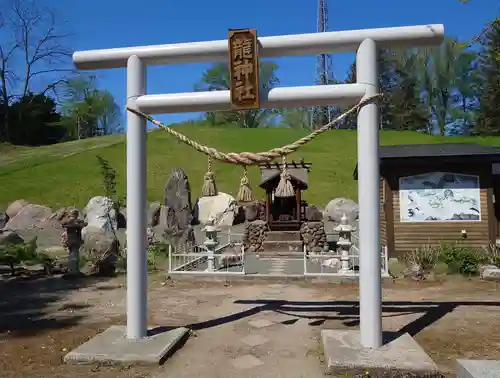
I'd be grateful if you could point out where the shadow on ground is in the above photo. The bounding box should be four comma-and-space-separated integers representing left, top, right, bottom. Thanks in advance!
152, 299, 500, 343
0, 271, 119, 337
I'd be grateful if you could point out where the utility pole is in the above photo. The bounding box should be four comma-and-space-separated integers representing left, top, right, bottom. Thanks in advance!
311, 0, 334, 129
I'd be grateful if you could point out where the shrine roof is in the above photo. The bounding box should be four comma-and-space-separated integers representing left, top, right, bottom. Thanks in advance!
259, 161, 310, 189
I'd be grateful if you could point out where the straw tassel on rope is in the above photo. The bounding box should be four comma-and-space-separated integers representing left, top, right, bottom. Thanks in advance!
236, 166, 254, 203
201, 156, 218, 197
274, 155, 295, 198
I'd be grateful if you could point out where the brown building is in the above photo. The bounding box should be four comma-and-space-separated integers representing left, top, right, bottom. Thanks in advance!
354, 144, 500, 258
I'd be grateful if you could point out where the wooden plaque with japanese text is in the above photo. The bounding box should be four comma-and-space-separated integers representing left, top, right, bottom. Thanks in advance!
228, 29, 260, 110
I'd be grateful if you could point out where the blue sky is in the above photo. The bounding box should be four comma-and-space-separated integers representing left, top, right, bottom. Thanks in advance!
62, 0, 498, 126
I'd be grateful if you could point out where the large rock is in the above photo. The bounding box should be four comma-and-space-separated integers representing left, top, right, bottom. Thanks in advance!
147, 202, 161, 227
50, 206, 80, 223
4, 204, 52, 230
161, 168, 195, 248
324, 198, 359, 225
0, 212, 9, 229
82, 196, 117, 238
244, 202, 259, 222
195, 192, 237, 226
305, 205, 323, 222
82, 226, 119, 276
6, 199, 28, 218
243, 200, 266, 222
0, 229, 24, 245
163, 168, 193, 229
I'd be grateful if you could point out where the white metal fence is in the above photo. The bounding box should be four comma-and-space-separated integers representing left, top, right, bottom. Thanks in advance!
303, 232, 389, 277
167, 230, 245, 275
167, 229, 389, 278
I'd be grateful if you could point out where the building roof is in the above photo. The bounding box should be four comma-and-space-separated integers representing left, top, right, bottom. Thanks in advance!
379, 143, 500, 159
353, 143, 500, 180
259, 162, 310, 189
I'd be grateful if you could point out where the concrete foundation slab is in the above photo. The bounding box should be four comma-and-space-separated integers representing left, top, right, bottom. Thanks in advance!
321, 330, 440, 377
456, 359, 500, 378
64, 326, 189, 365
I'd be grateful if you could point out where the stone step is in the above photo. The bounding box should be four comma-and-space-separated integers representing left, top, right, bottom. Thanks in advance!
257, 251, 304, 258
265, 231, 302, 242
262, 240, 303, 253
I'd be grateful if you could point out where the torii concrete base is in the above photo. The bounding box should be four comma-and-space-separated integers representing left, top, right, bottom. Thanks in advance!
321, 330, 440, 377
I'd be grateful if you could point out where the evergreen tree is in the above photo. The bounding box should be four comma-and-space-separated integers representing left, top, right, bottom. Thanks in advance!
336, 62, 357, 130
378, 50, 398, 130
390, 51, 430, 132
475, 18, 500, 135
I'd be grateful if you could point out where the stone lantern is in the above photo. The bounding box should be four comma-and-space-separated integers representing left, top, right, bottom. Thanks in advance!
61, 212, 87, 278
202, 217, 220, 272
334, 213, 353, 274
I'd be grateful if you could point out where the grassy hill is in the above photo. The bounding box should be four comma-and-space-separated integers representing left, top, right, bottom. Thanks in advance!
1, 126, 499, 211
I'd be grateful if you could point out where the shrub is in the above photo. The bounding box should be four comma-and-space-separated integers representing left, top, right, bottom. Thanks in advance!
405, 244, 440, 274
482, 243, 500, 267
437, 243, 489, 276
0, 239, 54, 276
146, 242, 171, 271
433, 262, 450, 275
388, 259, 406, 278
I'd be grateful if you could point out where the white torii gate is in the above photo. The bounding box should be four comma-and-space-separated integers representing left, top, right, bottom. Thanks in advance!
73, 24, 444, 349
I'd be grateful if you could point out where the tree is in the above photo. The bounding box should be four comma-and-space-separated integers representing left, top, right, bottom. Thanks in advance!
280, 108, 312, 129
59, 77, 122, 139
413, 38, 474, 135
0, 0, 73, 142
474, 18, 500, 135
378, 50, 400, 131
195, 61, 280, 128
448, 50, 478, 135
335, 62, 357, 130
8, 92, 65, 145
388, 50, 430, 132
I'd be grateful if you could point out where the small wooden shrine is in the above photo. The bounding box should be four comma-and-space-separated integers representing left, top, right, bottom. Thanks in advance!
259, 160, 311, 230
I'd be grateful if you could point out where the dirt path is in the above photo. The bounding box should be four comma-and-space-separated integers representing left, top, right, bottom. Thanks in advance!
1, 275, 500, 378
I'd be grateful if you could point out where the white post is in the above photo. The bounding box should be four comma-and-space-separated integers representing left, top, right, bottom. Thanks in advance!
126, 55, 148, 340
356, 39, 382, 349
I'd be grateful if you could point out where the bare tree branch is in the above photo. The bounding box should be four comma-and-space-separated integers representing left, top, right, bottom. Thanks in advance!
1, 0, 74, 99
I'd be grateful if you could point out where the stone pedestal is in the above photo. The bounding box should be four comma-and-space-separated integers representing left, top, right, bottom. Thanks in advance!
456, 359, 500, 378
61, 215, 87, 278
300, 221, 327, 251
242, 220, 268, 252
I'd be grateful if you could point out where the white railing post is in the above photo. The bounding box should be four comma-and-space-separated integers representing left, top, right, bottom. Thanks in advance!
168, 244, 173, 272
303, 244, 308, 275
241, 244, 246, 275
357, 38, 382, 349
126, 55, 148, 340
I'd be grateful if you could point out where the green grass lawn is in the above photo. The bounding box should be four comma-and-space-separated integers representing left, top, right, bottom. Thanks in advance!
0, 126, 499, 211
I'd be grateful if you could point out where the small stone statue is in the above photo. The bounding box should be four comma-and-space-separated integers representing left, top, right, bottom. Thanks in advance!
61, 209, 87, 278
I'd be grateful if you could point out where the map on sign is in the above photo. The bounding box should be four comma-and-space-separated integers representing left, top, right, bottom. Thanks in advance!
228, 29, 260, 110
